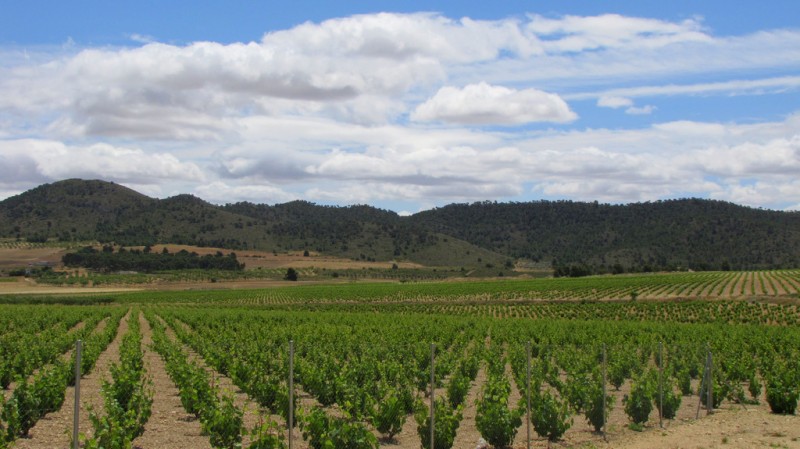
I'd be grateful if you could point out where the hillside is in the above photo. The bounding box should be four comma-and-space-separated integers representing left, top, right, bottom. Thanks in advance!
411, 199, 800, 271
2, 179, 799, 271
0, 180, 507, 268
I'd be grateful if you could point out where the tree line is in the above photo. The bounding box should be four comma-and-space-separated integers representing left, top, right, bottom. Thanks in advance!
62, 246, 245, 273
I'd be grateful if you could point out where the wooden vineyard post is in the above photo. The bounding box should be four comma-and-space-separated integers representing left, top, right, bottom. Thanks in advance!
707, 349, 713, 415
602, 344, 607, 441
430, 343, 436, 449
696, 348, 710, 419
73, 339, 82, 449
289, 340, 294, 449
658, 341, 664, 428
526, 341, 531, 449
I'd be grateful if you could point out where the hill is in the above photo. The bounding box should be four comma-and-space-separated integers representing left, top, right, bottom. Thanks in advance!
411, 200, 800, 271
2, 179, 799, 272
0, 180, 507, 268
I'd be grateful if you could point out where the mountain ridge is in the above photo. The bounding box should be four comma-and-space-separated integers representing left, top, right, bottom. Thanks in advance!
2, 179, 799, 271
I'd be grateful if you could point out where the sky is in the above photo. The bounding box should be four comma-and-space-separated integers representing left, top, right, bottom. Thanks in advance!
1, 1, 799, 214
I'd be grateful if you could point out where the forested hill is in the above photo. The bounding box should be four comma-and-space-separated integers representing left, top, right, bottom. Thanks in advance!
2, 179, 799, 271
411, 200, 800, 271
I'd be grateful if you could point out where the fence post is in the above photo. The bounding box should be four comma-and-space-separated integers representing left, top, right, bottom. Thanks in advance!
658, 341, 664, 428
73, 339, 82, 449
430, 343, 435, 449
696, 349, 709, 419
707, 349, 713, 415
526, 341, 531, 449
288, 340, 294, 449
602, 344, 607, 441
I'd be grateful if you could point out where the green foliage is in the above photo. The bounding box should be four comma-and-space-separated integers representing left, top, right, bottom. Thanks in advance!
414, 398, 462, 449
748, 371, 762, 402
446, 372, 470, 409
624, 374, 654, 425
284, 268, 298, 282
247, 419, 287, 449
700, 379, 727, 410
371, 390, 406, 439
63, 246, 244, 272
655, 378, 682, 420
678, 368, 693, 396
530, 389, 572, 442
202, 394, 243, 449
582, 372, 614, 433
299, 407, 378, 449
765, 364, 799, 415
84, 312, 153, 449
476, 374, 523, 448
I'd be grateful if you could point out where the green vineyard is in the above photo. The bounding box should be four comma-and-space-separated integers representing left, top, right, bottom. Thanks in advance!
1, 271, 799, 448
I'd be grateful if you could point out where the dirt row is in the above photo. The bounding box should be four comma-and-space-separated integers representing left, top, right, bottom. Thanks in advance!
15, 312, 130, 449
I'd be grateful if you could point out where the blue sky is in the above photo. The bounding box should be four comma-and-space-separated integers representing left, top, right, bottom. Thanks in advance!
1, 1, 799, 213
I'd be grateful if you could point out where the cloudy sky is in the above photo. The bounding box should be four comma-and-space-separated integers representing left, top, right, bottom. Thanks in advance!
1, 0, 799, 213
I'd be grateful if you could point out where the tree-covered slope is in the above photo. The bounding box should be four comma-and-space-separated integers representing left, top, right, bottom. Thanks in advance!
409, 199, 800, 271
2, 180, 799, 271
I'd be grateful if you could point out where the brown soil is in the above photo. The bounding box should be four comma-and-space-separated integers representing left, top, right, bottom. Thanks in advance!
15, 311, 130, 449
0, 246, 67, 269
131, 312, 211, 449
146, 244, 422, 271
450, 365, 488, 449
0, 277, 140, 295
159, 316, 264, 447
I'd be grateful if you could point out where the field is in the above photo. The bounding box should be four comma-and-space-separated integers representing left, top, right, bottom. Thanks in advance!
0, 271, 799, 449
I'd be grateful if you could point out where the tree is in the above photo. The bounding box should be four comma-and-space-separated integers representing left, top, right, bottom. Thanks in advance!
285, 268, 298, 281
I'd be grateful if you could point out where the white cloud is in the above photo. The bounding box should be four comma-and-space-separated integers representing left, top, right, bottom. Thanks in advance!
411, 82, 577, 125
194, 181, 297, 205
625, 105, 656, 115
597, 96, 633, 108
571, 76, 800, 101
0, 139, 204, 185
527, 14, 710, 52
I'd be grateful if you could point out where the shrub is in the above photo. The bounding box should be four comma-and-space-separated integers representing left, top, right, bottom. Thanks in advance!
446, 373, 470, 408
299, 406, 378, 449
475, 375, 523, 448
202, 394, 243, 449
248, 419, 287, 449
584, 372, 614, 433
371, 390, 406, 439
765, 368, 799, 415
414, 398, 462, 449
654, 378, 682, 420
531, 390, 572, 442
748, 371, 762, 402
624, 375, 654, 425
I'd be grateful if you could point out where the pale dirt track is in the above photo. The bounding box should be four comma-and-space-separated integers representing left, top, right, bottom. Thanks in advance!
131, 312, 211, 449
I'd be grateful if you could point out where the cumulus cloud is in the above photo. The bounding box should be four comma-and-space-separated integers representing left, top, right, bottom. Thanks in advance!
411, 82, 577, 125
1, 12, 800, 210
0, 139, 204, 186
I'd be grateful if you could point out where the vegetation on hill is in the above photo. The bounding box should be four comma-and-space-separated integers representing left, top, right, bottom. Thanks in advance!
412, 200, 800, 273
62, 246, 244, 273
2, 179, 800, 272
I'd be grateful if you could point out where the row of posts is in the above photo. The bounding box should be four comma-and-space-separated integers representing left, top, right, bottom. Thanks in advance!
69, 339, 714, 448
